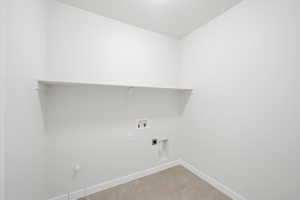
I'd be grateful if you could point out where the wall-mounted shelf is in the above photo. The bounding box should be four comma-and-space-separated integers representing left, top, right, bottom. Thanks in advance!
37, 79, 193, 92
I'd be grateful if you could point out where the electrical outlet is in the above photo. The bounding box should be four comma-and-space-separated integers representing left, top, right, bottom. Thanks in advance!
136, 119, 148, 129
152, 139, 158, 145
73, 164, 81, 177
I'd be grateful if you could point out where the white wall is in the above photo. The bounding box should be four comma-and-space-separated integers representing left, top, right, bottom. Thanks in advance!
0, 0, 7, 199
47, 1, 180, 88
5, 0, 299, 199
179, 0, 300, 199
44, 1, 183, 199
44, 85, 184, 198
5, 0, 47, 199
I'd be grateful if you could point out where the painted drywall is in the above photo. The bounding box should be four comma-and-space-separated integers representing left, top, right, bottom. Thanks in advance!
5, 0, 299, 199
47, 1, 181, 88
179, 0, 300, 199
5, 0, 47, 199
44, 1, 184, 199
0, 1, 7, 199
43, 85, 185, 198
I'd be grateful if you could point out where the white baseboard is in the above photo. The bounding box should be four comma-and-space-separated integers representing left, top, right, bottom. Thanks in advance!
179, 159, 247, 200
49, 159, 247, 200
48, 160, 181, 200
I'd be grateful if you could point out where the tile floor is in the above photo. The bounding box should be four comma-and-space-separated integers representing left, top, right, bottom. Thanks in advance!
80, 166, 232, 200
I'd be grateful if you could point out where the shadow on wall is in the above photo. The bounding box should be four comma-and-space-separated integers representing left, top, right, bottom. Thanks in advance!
38, 85, 192, 128
37, 84, 191, 198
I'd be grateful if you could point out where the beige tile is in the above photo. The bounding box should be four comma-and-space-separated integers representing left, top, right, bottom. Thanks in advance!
80, 166, 232, 200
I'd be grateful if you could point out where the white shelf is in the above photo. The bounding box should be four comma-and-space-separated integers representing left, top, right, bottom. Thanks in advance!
37, 79, 193, 92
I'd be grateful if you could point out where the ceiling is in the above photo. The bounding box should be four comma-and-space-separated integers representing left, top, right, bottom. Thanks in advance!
57, 0, 242, 38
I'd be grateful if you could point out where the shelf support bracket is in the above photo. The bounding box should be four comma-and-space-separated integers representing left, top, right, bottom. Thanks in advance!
127, 86, 134, 95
